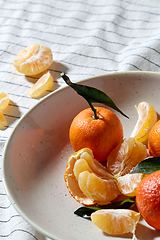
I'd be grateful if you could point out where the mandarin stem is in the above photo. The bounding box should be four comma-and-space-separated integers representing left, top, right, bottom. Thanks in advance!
60, 72, 72, 86
88, 101, 99, 119
61, 72, 99, 119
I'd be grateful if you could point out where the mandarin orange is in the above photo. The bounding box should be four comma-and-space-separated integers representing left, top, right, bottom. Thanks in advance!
69, 107, 123, 162
136, 170, 160, 230
64, 148, 119, 206
107, 138, 147, 178
12, 44, 53, 76
148, 120, 160, 156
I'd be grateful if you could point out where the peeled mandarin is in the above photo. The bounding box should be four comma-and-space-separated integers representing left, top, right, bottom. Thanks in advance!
64, 148, 117, 206
12, 44, 53, 76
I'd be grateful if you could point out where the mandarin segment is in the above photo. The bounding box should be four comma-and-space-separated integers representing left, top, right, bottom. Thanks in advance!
117, 173, 146, 197
12, 44, 53, 76
0, 92, 10, 112
107, 138, 147, 178
130, 102, 157, 143
64, 148, 97, 205
0, 92, 9, 129
78, 171, 93, 201
79, 151, 113, 179
28, 71, 53, 98
91, 209, 140, 236
69, 107, 123, 162
107, 138, 135, 176
73, 158, 92, 180
0, 112, 7, 129
78, 171, 119, 205
122, 142, 147, 175
80, 172, 119, 205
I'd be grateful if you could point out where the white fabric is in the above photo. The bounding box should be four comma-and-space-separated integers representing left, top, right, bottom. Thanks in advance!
0, 0, 160, 239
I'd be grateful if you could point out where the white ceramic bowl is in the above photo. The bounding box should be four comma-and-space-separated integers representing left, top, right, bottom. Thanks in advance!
2, 72, 160, 240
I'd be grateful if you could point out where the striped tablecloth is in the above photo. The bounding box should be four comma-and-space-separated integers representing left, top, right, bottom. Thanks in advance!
1, 0, 160, 239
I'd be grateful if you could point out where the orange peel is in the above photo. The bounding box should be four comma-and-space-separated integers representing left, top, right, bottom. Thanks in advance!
64, 148, 119, 206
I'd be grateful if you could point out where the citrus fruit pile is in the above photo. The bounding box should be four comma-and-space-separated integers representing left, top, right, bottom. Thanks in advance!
64, 101, 160, 238
0, 92, 10, 129
135, 119, 160, 231
12, 44, 54, 98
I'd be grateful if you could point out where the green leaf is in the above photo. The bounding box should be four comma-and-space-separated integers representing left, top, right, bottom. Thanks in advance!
74, 207, 101, 219
130, 157, 160, 174
61, 73, 129, 119
74, 198, 135, 219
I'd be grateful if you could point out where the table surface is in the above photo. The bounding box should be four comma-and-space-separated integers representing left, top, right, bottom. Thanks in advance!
1, 0, 160, 239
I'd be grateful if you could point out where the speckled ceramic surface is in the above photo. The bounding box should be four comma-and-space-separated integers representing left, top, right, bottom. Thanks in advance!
2, 72, 160, 240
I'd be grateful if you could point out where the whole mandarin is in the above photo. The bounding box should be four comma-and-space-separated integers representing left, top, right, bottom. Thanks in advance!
136, 170, 160, 230
69, 107, 123, 162
148, 120, 160, 157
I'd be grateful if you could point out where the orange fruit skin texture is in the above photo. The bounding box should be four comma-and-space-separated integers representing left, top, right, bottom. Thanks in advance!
148, 120, 160, 157
69, 107, 123, 162
136, 170, 160, 230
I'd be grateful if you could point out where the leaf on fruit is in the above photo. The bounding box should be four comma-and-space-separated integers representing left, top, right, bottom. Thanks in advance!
61, 73, 129, 119
130, 157, 160, 174
74, 198, 135, 219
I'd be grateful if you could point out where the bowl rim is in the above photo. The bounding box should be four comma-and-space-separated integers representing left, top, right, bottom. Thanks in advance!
1, 70, 160, 239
